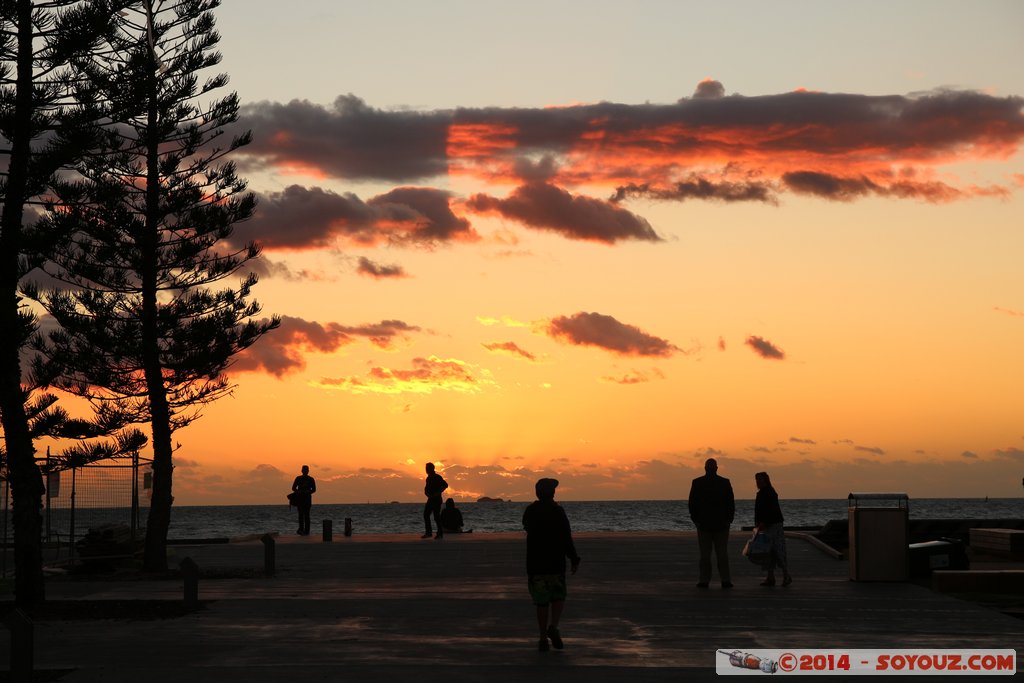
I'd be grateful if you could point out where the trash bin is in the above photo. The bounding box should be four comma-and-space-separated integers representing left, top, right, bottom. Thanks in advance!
848, 493, 909, 581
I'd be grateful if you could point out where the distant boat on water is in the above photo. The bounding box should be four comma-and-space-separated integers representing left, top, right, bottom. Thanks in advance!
477, 496, 507, 503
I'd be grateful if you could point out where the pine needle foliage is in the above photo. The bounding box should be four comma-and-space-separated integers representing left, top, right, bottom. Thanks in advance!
1, 0, 141, 607
31, 0, 278, 571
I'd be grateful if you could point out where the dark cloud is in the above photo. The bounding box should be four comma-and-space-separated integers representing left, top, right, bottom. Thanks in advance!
993, 447, 1024, 461
789, 437, 816, 445
356, 257, 408, 279
368, 186, 475, 242
781, 170, 995, 202
237, 87, 1024, 203
745, 335, 786, 360
783, 170, 881, 200
481, 341, 537, 362
245, 255, 335, 282
546, 312, 679, 357
244, 185, 477, 250
691, 78, 726, 100
854, 445, 886, 456
173, 444, 1024, 505
960, 451, 978, 459
611, 177, 776, 204
232, 316, 421, 377
239, 94, 449, 181
466, 183, 660, 243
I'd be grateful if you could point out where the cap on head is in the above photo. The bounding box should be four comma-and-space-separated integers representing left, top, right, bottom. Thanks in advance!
535, 477, 559, 500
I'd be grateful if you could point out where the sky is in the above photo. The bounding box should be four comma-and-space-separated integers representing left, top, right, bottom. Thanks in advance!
69, 1, 1024, 504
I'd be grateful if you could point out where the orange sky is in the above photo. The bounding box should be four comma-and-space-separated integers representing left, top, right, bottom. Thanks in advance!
31, 2, 1024, 504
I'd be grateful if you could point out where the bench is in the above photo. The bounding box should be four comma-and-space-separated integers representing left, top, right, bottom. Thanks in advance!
970, 528, 1024, 558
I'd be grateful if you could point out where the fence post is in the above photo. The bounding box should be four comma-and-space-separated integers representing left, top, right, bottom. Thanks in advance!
261, 533, 275, 577
5, 608, 33, 682
180, 557, 199, 607
344, 518, 353, 537
322, 519, 332, 542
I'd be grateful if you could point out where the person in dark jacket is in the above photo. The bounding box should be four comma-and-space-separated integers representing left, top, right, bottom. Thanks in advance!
440, 497, 470, 533
291, 465, 316, 536
687, 458, 734, 588
754, 471, 792, 586
523, 478, 581, 652
422, 462, 448, 539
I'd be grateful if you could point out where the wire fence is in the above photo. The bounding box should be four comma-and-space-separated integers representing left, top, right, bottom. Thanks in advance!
1, 454, 150, 576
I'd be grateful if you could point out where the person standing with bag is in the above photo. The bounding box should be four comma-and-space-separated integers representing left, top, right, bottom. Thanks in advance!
422, 462, 448, 539
292, 465, 316, 536
754, 471, 792, 586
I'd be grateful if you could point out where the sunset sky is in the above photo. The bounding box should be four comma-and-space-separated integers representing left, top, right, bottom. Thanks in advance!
93, 1, 1024, 504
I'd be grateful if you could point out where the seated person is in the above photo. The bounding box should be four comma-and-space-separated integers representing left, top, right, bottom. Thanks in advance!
440, 498, 471, 533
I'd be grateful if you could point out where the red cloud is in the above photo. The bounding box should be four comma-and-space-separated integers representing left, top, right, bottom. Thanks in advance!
481, 341, 537, 362
233, 316, 421, 377
546, 312, 679, 357
238, 87, 1024, 204
315, 356, 492, 395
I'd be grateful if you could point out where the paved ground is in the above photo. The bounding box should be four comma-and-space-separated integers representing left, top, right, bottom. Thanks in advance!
2, 531, 1022, 681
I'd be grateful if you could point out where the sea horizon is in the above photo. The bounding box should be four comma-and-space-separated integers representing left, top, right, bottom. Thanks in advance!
28, 496, 1019, 541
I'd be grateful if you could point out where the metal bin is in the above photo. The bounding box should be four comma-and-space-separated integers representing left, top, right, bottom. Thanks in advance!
848, 492, 909, 581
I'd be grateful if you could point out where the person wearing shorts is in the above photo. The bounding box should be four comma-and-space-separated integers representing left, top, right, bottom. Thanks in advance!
523, 478, 581, 652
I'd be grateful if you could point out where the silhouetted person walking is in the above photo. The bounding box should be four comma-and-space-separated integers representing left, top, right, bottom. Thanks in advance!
688, 458, 734, 588
292, 465, 316, 536
523, 478, 581, 652
422, 462, 448, 539
755, 471, 792, 586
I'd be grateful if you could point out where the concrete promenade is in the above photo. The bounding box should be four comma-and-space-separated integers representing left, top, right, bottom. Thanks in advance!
3, 531, 1022, 681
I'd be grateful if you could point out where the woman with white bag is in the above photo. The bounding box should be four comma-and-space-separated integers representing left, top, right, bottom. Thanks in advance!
754, 472, 792, 587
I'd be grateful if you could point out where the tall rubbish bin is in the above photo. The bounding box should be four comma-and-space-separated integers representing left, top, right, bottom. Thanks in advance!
848, 493, 909, 581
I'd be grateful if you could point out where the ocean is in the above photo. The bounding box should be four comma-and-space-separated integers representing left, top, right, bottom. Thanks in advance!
32, 497, 1018, 541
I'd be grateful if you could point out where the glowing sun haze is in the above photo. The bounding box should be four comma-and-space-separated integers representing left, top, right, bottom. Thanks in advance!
87, 1, 1024, 504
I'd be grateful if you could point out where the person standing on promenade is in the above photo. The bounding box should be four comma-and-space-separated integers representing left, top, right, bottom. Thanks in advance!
754, 471, 792, 587
292, 465, 316, 536
523, 477, 581, 652
422, 462, 448, 539
688, 458, 735, 588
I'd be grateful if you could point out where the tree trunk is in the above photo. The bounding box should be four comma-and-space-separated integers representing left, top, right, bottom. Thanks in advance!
0, 0, 46, 606
140, 30, 172, 572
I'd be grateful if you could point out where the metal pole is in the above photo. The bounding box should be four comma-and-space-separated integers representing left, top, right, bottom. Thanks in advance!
131, 451, 139, 540
45, 447, 51, 542
1, 474, 8, 579
69, 466, 77, 566
180, 557, 199, 607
